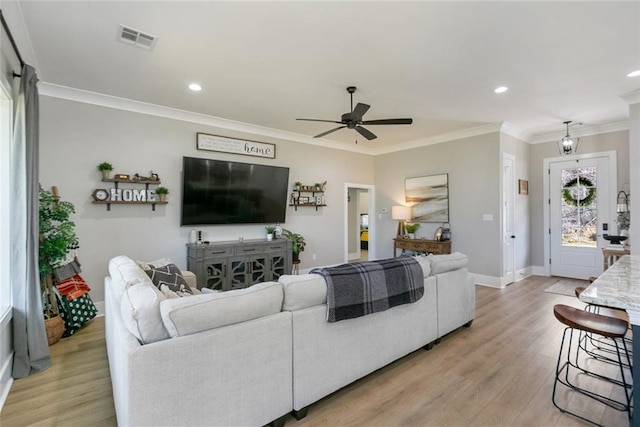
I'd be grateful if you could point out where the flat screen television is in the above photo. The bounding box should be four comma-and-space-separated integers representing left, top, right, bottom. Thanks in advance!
181, 156, 290, 225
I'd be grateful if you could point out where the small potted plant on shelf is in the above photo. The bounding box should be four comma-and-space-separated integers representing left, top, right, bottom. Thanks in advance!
282, 229, 306, 262
294, 181, 302, 191
155, 186, 169, 202
265, 225, 276, 241
97, 162, 113, 180
405, 223, 420, 239
314, 183, 322, 191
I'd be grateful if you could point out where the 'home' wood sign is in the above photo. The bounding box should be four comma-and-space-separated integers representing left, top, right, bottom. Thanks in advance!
196, 133, 276, 159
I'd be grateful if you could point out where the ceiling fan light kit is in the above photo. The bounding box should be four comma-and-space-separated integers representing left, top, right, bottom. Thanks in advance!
297, 86, 413, 141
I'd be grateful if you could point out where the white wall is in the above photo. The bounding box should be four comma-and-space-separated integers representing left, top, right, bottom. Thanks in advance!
373, 132, 502, 278
39, 96, 375, 304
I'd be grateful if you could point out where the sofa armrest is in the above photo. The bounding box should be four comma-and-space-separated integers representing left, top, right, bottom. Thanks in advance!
182, 270, 196, 288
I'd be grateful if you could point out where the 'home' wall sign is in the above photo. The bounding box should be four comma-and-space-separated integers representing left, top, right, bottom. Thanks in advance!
196, 133, 276, 159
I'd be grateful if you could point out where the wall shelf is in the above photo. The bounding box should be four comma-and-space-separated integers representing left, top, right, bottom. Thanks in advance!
290, 186, 326, 211
92, 178, 165, 211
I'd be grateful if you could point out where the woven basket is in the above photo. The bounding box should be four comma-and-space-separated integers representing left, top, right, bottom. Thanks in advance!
45, 314, 65, 345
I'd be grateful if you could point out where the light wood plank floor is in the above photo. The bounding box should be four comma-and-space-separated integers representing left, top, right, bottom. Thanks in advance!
1, 275, 631, 426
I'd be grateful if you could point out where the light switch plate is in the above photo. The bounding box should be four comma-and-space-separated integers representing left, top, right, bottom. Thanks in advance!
483, 214, 493, 221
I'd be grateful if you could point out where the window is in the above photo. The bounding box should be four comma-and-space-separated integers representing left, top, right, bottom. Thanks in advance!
0, 78, 12, 315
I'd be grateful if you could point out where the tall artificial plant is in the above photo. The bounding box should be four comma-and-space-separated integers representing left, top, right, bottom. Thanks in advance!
39, 185, 78, 316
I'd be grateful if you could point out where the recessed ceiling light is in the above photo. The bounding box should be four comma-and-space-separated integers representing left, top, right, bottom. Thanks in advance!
627, 70, 640, 78
494, 86, 508, 94
188, 83, 202, 91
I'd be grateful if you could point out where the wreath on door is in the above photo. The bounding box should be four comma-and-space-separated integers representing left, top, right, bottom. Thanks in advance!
562, 176, 596, 207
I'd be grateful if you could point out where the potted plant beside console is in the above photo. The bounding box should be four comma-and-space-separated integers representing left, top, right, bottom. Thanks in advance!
282, 229, 306, 262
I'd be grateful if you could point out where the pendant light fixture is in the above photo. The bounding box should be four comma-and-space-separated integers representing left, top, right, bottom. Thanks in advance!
558, 120, 579, 155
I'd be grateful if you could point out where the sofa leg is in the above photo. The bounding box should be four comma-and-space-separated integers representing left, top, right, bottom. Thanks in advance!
423, 341, 435, 351
464, 319, 474, 328
435, 337, 442, 345
266, 414, 288, 427
292, 407, 309, 420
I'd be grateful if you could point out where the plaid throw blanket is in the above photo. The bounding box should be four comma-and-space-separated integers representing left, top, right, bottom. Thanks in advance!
311, 256, 424, 323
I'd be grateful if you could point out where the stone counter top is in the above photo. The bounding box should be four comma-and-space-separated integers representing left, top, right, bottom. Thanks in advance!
580, 255, 640, 316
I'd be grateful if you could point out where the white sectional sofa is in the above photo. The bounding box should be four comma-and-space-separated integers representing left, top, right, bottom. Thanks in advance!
105, 253, 474, 426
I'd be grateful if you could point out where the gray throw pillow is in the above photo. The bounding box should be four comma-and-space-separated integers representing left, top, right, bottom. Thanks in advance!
145, 263, 193, 296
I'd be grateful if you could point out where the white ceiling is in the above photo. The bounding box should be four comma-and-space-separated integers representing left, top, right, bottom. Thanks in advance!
11, 1, 640, 151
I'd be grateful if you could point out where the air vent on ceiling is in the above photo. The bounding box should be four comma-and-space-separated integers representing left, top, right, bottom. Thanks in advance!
118, 25, 158, 50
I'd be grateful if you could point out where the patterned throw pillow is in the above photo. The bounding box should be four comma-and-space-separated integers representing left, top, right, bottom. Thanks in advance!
144, 264, 193, 297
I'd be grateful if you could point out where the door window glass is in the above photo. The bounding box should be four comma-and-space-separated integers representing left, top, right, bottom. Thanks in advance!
561, 167, 597, 247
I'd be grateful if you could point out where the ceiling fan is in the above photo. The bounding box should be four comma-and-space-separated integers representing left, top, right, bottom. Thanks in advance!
296, 86, 413, 141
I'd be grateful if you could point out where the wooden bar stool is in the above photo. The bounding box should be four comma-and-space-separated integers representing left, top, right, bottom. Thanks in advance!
574, 287, 632, 364
552, 304, 632, 425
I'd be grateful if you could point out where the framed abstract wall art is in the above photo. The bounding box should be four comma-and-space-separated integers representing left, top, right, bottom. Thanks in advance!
405, 173, 449, 222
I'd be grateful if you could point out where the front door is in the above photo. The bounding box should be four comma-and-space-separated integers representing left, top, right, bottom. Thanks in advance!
549, 157, 610, 279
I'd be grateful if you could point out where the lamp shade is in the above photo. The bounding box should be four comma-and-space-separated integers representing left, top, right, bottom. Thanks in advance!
391, 205, 412, 220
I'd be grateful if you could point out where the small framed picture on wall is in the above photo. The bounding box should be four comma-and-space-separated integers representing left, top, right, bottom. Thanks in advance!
518, 179, 529, 195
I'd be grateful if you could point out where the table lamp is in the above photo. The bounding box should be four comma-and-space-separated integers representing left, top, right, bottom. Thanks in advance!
392, 205, 412, 237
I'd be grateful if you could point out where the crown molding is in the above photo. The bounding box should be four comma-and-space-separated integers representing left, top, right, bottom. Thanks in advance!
529, 120, 629, 144
500, 122, 532, 142
38, 82, 377, 155
621, 89, 640, 105
371, 122, 505, 155
39, 82, 509, 156
43, 81, 628, 156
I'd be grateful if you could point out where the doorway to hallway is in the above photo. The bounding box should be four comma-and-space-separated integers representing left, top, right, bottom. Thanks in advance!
345, 184, 375, 263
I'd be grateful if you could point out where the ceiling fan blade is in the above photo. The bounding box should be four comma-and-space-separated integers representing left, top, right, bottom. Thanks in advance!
297, 118, 343, 124
314, 126, 346, 138
361, 118, 413, 125
355, 126, 377, 140
349, 103, 371, 121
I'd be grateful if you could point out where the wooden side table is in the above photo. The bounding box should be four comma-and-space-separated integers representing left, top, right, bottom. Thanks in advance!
602, 247, 630, 270
393, 238, 451, 256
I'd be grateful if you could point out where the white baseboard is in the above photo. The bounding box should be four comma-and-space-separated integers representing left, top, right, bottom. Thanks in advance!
473, 273, 504, 288
0, 308, 14, 411
474, 266, 536, 289
94, 301, 105, 317
531, 265, 549, 276
515, 266, 533, 282
0, 353, 14, 411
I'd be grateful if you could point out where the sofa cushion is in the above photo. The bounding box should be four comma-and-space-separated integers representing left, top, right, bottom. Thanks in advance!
135, 257, 174, 271
279, 274, 327, 311
108, 255, 153, 302
413, 255, 431, 277
429, 252, 468, 275
120, 278, 170, 344
144, 264, 193, 296
159, 281, 284, 338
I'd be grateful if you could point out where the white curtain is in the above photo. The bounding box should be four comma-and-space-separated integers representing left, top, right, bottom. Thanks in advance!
11, 64, 51, 378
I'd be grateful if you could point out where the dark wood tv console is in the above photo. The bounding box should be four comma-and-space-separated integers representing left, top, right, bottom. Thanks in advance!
187, 239, 292, 291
